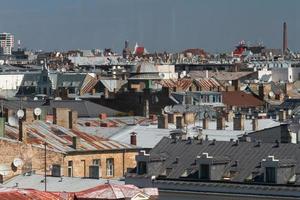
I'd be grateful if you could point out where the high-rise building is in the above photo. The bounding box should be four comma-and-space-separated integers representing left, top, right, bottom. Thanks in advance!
0, 33, 14, 55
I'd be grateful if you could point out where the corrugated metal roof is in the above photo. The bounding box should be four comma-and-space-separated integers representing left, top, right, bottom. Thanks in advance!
5, 120, 137, 153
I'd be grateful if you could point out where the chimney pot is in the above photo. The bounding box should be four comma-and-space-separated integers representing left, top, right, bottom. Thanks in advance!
130, 132, 137, 145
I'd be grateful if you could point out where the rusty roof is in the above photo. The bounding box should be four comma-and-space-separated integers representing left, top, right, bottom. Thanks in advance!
75, 183, 158, 199
0, 187, 72, 200
159, 79, 193, 91
5, 121, 136, 153
221, 91, 264, 107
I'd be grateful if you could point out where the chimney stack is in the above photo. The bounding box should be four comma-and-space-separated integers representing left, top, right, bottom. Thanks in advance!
143, 99, 149, 119
53, 108, 76, 129
130, 132, 137, 145
278, 110, 286, 122
18, 121, 27, 143
0, 117, 5, 137
202, 118, 209, 129
217, 116, 225, 130
72, 136, 80, 149
252, 117, 258, 131
176, 116, 183, 129
233, 114, 245, 130
283, 22, 288, 54
158, 114, 168, 129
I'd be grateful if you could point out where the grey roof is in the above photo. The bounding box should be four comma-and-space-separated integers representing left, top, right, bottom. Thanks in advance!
56, 73, 86, 88
1, 99, 120, 117
146, 137, 300, 184
3, 174, 123, 192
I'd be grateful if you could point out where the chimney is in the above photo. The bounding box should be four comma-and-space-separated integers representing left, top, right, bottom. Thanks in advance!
53, 108, 72, 129
225, 110, 234, 122
233, 114, 245, 130
278, 110, 286, 122
69, 111, 78, 129
216, 116, 225, 130
184, 112, 195, 125
205, 70, 209, 78
283, 22, 288, 54
232, 80, 240, 91
143, 99, 149, 119
158, 114, 168, 129
252, 117, 258, 131
184, 93, 192, 105
202, 118, 209, 129
72, 136, 80, 149
130, 132, 137, 145
258, 84, 264, 100
0, 117, 5, 137
18, 121, 27, 143
176, 116, 183, 129
25, 109, 34, 122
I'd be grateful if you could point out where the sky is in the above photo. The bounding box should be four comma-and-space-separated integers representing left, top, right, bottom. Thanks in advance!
0, 0, 300, 53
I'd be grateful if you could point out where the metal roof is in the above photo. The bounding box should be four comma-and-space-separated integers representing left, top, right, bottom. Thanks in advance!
5, 120, 136, 153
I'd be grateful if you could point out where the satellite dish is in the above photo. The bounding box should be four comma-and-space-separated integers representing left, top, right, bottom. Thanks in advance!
17, 109, 24, 119
34, 108, 42, 116
33, 97, 38, 101
54, 97, 62, 101
0, 165, 9, 176
8, 116, 18, 127
13, 158, 23, 167
269, 91, 275, 98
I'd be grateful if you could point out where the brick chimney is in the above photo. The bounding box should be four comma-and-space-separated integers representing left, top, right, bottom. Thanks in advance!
217, 116, 225, 130
158, 114, 168, 129
53, 108, 76, 129
0, 117, 5, 137
232, 80, 240, 91
233, 114, 245, 130
258, 84, 265, 100
130, 132, 137, 145
18, 121, 27, 143
176, 116, 183, 129
278, 110, 286, 122
72, 136, 80, 149
252, 117, 258, 131
202, 118, 209, 129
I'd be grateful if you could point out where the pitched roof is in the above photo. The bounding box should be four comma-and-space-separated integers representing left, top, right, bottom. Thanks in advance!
221, 91, 264, 107
1, 99, 120, 117
5, 120, 136, 153
146, 137, 300, 184
189, 71, 255, 81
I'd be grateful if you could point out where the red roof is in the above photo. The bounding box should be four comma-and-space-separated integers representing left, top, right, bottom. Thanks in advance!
75, 184, 158, 199
221, 91, 264, 107
0, 188, 71, 200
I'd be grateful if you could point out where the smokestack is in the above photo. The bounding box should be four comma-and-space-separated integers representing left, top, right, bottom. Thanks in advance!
283, 22, 288, 54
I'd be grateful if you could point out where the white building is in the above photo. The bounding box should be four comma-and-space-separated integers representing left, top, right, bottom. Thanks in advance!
0, 33, 14, 55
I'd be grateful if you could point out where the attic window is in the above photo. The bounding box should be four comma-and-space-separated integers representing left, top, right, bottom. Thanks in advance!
265, 167, 276, 183
200, 164, 210, 180
137, 161, 147, 175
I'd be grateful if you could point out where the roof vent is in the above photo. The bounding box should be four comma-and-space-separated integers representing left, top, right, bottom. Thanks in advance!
275, 139, 280, 147
256, 140, 261, 147
211, 139, 216, 145
234, 160, 239, 167
234, 140, 239, 146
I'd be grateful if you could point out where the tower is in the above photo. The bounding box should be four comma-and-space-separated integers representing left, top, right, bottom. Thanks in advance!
283, 22, 287, 54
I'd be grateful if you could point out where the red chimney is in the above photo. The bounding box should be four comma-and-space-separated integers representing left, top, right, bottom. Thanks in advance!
130, 132, 137, 145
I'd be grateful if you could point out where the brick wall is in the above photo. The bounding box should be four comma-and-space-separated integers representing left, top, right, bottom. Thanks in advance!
64, 151, 138, 179
0, 138, 64, 182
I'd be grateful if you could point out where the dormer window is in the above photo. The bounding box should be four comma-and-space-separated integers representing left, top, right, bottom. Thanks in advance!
200, 164, 210, 179
265, 167, 276, 183
137, 161, 147, 175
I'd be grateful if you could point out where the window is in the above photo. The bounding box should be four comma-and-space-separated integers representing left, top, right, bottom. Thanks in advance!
68, 161, 73, 177
93, 159, 101, 166
52, 164, 61, 177
106, 158, 114, 176
200, 164, 210, 179
137, 161, 147, 175
265, 167, 276, 183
